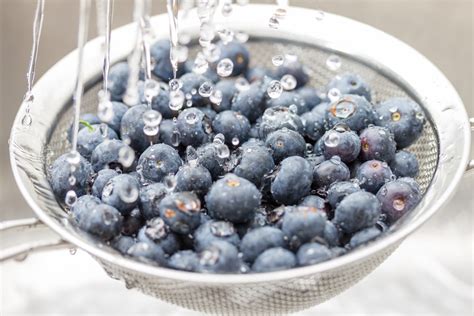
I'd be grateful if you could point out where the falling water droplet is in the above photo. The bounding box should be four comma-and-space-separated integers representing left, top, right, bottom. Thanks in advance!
231, 137, 240, 146
326, 55, 342, 71
315, 10, 325, 21
169, 90, 185, 111
272, 54, 284, 66
267, 80, 283, 98
164, 175, 177, 191
221, 1, 233, 16
21, 113, 33, 127
203, 44, 221, 63
217, 28, 234, 44
144, 79, 161, 104
169, 78, 182, 92
65, 190, 78, 206
274, 7, 287, 18
235, 77, 250, 91
217, 58, 234, 77
68, 175, 77, 186
328, 88, 342, 102
268, 15, 280, 29
234, 31, 249, 43
143, 110, 162, 127
69, 247, 77, 255
199, 81, 214, 97
118, 146, 135, 168
98, 100, 114, 122
186, 146, 199, 166
280, 74, 297, 90
171, 129, 180, 147
213, 133, 226, 144
193, 52, 209, 74
210, 89, 223, 105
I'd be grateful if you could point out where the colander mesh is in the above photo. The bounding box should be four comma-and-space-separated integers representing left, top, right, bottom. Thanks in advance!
44, 39, 438, 314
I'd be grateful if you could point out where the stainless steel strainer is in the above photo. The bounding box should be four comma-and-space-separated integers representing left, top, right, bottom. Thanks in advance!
3, 5, 473, 315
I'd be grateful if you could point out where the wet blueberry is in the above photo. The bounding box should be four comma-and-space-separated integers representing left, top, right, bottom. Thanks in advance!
197, 240, 241, 273
137, 217, 180, 255
374, 98, 425, 148
320, 125, 361, 163
389, 150, 419, 178
179, 73, 208, 107
77, 124, 118, 159
233, 141, 275, 186
266, 91, 310, 116
213, 79, 238, 112
194, 220, 240, 251
271, 156, 313, 205
327, 73, 372, 101
359, 125, 396, 162
175, 164, 213, 197
120, 104, 153, 153
231, 84, 268, 124
107, 62, 129, 101
138, 81, 178, 119
138, 183, 168, 220
300, 104, 327, 141
356, 160, 393, 193
75, 203, 123, 241
326, 181, 361, 208
101, 174, 140, 215
240, 226, 286, 263
91, 139, 136, 173
296, 242, 332, 266
106, 101, 129, 134
376, 179, 421, 224
121, 207, 143, 236
159, 192, 201, 234
150, 39, 185, 81
176, 107, 212, 147
137, 144, 182, 182
349, 226, 381, 248
326, 95, 374, 132
281, 206, 326, 249
274, 56, 309, 89
68, 113, 102, 142
212, 110, 251, 145
297, 87, 322, 111
333, 191, 381, 234
196, 142, 229, 179
50, 153, 94, 201
168, 250, 200, 272
111, 235, 136, 254
158, 119, 177, 147
252, 247, 296, 272
71, 194, 101, 223
259, 106, 303, 138
206, 174, 261, 223
216, 40, 250, 76
265, 128, 306, 163
127, 241, 167, 266
323, 221, 340, 247
312, 157, 350, 188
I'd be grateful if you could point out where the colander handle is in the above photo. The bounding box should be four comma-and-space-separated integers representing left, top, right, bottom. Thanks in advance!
0, 218, 70, 262
468, 118, 474, 171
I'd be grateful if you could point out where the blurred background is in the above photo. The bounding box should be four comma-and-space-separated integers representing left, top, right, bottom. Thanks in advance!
0, 0, 473, 315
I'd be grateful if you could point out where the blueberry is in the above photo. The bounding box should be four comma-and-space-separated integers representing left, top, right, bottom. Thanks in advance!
184, 60, 220, 83
75, 203, 123, 240
77, 124, 118, 159
106, 101, 129, 134
320, 125, 361, 163
305, 154, 326, 170
356, 160, 393, 193
71, 195, 101, 223
374, 98, 425, 148
231, 81, 267, 123
349, 226, 381, 248
398, 177, 421, 195
240, 226, 286, 263
377, 179, 421, 224
259, 106, 303, 138
197, 241, 241, 273
196, 142, 229, 179
323, 221, 340, 247
235, 208, 269, 237
271, 156, 312, 205
281, 206, 326, 249
327, 181, 361, 208
300, 195, 326, 209
159, 192, 201, 234
120, 104, 154, 153
137, 217, 180, 255
265, 128, 306, 163
111, 235, 136, 254
150, 39, 185, 81
252, 247, 296, 272
333, 191, 381, 234
193, 220, 240, 251
158, 119, 178, 147
122, 208, 143, 236
266, 91, 309, 115
233, 141, 275, 186
297, 87, 322, 111
179, 73, 208, 107
327, 73, 372, 101
198, 106, 218, 121
274, 56, 309, 89
216, 40, 250, 76
175, 164, 213, 197
176, 108, 212, 147
138, 81, 178, 119
213, 79, 238, 112
296, 242, 332, 266
101, 174, 140, 215
107, 62, 129, 101
68, 113, 101, 142
212, 110, 251, 145
245, 66, 274, 83
137, 144, 182, 182
389, 150, 419, 178
168, 250, 200, 272
300, 104, 327, 141
359, 125, 396, 162
312, 157, 350, 188
127, 241, 167, 266
138, 183, 168, 220
206, 174, 261, 223
50, 153, 94, 201
331, 247, 347, 257
91, 139, 135, 172
326, 95, 374, 132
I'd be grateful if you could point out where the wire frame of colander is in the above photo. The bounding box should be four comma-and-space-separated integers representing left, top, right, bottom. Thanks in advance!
6, 4, 472, 315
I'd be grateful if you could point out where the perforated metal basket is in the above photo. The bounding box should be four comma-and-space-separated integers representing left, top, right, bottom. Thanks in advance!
4, 5, 473, 315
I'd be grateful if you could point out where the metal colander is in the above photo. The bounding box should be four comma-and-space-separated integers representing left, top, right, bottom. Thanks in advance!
6, 5, 472, 315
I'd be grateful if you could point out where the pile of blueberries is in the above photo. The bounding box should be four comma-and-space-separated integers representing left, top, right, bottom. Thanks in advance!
49, 39, 426, 273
